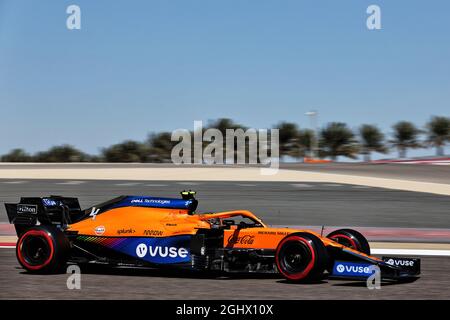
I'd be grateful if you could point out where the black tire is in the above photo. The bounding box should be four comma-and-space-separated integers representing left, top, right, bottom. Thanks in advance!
275, 232, 328, 282
326, 228, 371, 255
16, 225, 70, 274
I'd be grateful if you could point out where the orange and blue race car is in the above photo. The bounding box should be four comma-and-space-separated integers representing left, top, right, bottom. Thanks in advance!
5, 191, 420, 282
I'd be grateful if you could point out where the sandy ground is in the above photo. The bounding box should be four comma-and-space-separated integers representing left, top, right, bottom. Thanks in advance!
0, 167, 449, 195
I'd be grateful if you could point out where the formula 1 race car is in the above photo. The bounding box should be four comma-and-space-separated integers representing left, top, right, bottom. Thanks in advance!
5, 191, 420, 282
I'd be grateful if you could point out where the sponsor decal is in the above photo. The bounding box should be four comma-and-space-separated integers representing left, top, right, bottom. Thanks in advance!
42, 198, 58, 206
94, 226, 105, 235
227, 234, 255, 245
144, 229, 164, 236
258, 231, 291, 236
383, 257, 417, 268
117, 228, 135, 235
131, 198, 171, 205
332, 261, 377, 278
136, 243, 147, 258
258, 231, 276, 235
96, 235, 191, 264
17, 204, 38, 215
135, 243, 189, 259
89, 207, 100, 220
110, 196, 194, 210
257, 231, 289, 236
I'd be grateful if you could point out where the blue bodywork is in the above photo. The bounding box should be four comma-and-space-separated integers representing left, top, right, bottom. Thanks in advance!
106, 196, 195, 211
331, 261, 378, 278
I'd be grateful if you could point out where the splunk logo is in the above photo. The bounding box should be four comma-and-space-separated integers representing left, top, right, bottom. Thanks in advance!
135, 243, 189, 259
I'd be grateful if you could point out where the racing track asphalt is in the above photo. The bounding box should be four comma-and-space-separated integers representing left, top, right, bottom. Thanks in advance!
0, 249, 449, 299
1, 179, 449, 228
0, 179, 449, 299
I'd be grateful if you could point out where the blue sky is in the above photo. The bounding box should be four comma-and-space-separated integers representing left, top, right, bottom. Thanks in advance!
0, 0, 449, 158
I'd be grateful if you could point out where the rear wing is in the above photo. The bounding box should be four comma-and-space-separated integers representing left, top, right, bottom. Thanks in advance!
5, 196, 82, 235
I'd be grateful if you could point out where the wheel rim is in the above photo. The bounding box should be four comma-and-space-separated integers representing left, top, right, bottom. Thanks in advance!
17, 230, 54, 270
330, 234, 358, 250
276, 236, 316, 280
22, 236, 51, 266
281, 241, 311, 273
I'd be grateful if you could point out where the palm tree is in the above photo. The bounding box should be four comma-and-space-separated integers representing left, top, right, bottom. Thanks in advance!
390, 121, 422, 158
319, 122, 358, 160
1, 149, 32, 162
102, 140, 149, 162
274, 123, 319, 160
298, 129, 315, 158
34, 145, 90, 162
359, 124, 387, 162
206, 118, 249, 163
426, 116, 450, 156
148, 132, 177, 162
276, 122, 301, 159
207, 118, 246, 136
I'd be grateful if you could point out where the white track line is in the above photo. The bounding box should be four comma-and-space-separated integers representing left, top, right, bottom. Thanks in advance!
177, 182, 200, 185
1, 181, 28, 184
55, 181, 86, 185
291, 183, 312, 188
371, 248, 450, 256
115, 183, 141, 186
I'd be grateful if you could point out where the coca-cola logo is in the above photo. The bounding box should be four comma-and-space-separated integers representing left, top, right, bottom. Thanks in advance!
227, 234, 255, 245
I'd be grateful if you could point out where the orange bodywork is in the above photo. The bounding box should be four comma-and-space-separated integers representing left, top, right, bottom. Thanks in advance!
68, 207, 378, 261
68, 207, 209, 237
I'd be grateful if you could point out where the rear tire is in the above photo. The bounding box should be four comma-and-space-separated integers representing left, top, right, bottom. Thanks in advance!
16, 225, 70, 274
275, 232, 328, 282
326, 228, 370, 255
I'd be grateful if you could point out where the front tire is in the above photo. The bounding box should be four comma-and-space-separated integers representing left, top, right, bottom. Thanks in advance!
326, 228, 370, 255
275, 232, 328, 282
16, 225, 70, 274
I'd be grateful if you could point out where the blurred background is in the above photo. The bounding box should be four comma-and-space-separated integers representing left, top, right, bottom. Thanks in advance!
1, 1, 450, 300
0, 0, 449, 163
